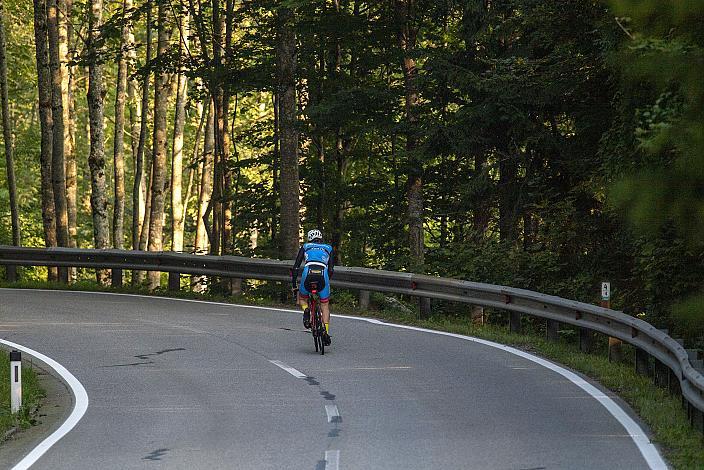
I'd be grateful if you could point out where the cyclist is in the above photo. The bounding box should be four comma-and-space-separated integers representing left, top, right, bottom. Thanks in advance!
291, 229, 334, 346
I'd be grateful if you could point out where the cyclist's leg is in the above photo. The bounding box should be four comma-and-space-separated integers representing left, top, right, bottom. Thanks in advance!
320, 270, 331, 340
298, 267, 312, 328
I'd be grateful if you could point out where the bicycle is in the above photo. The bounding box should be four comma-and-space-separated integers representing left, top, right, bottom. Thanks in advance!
308, 285, 326, 355
293, 282, 326, 355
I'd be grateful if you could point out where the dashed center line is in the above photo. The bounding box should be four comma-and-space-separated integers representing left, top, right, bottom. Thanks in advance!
325, 404, 341, 423
268, 360, 306, 378
325, 450, 340, 470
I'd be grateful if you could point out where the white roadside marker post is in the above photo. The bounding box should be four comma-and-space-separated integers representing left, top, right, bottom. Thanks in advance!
10, 350, 22, 413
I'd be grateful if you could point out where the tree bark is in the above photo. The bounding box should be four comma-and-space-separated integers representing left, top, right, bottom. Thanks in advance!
64, 0, 77, 253
87, 0, 110, 284
192, 101, 213, 292
396, 0, 424, 273
112, 0, 130, 250
33, 0, 58, 281
47, 0, 69, 258
147, 0, 171, 290
0, 0, 20, 247
131, 0, 150, 286
170, 13, 189, 252
276, 6, 300, 259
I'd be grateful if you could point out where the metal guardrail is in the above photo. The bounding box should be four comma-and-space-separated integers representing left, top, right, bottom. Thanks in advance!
0, 245, 703, 429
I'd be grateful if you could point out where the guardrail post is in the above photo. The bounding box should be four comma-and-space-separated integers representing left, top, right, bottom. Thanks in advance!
579, 328, 594, 353
419, 297, 431, 319
546, 320, 559, 342
471, 306, 484, 326
112, 269, 123, 287
509, 311, 521, 333
5, 265, 17, 282
168, 272, 180, 291
359, 290, 370, 310
608, 337, 623, 363
654, 359, 670, 389
690, 403, 704, 433
635, 348, 651, 376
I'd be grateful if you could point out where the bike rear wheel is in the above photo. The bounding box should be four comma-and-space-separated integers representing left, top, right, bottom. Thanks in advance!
316, 306, 325, 355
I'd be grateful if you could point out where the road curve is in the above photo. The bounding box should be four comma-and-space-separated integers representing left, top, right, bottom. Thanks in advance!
0, 288, 664, 469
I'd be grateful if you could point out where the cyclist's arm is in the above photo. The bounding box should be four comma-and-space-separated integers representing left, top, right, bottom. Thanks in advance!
328, 247, 335, 278
291, 246, 305, 287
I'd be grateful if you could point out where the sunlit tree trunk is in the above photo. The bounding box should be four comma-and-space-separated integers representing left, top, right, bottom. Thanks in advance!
47, 0, 69, 283
0, 0, 20, 248
58, 0, 76, 255
33, 0, 58, 281
87, 0, 110, 284
147, 0, 171, 289
131, 0, 150, 286
276, 6, 300, 259
170, 12, 189, 252
112, 0, 130, 250
192, 101, 213, 292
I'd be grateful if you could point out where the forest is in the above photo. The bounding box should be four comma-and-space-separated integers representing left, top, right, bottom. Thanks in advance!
0, 1, 702, 339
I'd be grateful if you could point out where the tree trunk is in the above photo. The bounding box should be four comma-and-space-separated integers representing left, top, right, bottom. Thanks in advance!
112, 0, 129, 250
147, 0, 171, 290
64, 0, 77, 252
192, 101, 213, 292
0, 0, 20, 247
87, 0, 110, 284
396, 0, 424, 273
131, 0, 150, 286
499, 152, 518, 243
46, 0, 69, 283
33, 0, 58, 281
170, 13, 189, 252
276, 6, 300, 259
473, 154, 489, 238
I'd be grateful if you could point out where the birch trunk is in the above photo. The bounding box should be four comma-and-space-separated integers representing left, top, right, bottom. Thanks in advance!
276, 6, 300, 260
0, 0, 19, 247
87, 0, 110, 284
33, 0, 58, 281
170, 13, 189, 252
147, 0, 171, 290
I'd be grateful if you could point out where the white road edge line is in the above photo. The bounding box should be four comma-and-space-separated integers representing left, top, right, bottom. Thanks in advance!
325, 450, 340, 470
0, 338, 89, 470
2, 289, 667, 469
334, 314, 668, 470
269, 360, 306, 379
325, 404, 340, 423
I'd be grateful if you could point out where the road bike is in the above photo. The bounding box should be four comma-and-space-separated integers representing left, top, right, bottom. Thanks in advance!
308, 285, 326, 355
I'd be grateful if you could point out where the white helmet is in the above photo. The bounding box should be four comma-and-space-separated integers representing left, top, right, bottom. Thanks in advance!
307, 229, 323, 242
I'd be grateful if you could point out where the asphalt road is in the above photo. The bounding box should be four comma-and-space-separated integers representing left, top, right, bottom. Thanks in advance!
0, 288, 663, 469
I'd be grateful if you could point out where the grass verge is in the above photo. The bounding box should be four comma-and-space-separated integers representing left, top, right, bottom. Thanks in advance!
0, 351, 45, 439
1, 279, 703, 467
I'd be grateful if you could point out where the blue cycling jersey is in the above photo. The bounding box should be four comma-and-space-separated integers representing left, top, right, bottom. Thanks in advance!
302, 242, 333, 265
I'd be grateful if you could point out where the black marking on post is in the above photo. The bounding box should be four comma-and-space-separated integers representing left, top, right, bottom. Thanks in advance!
10, 350, 21, 361
14, 365, 18, 382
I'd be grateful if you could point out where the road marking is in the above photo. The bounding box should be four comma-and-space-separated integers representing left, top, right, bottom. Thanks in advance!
269, 360, 306, 378
0, 339, 89, 470
336, 317, 669, 470
325, 404, 341, 423
325, 450, 340, 470
4, 289, 667, 470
